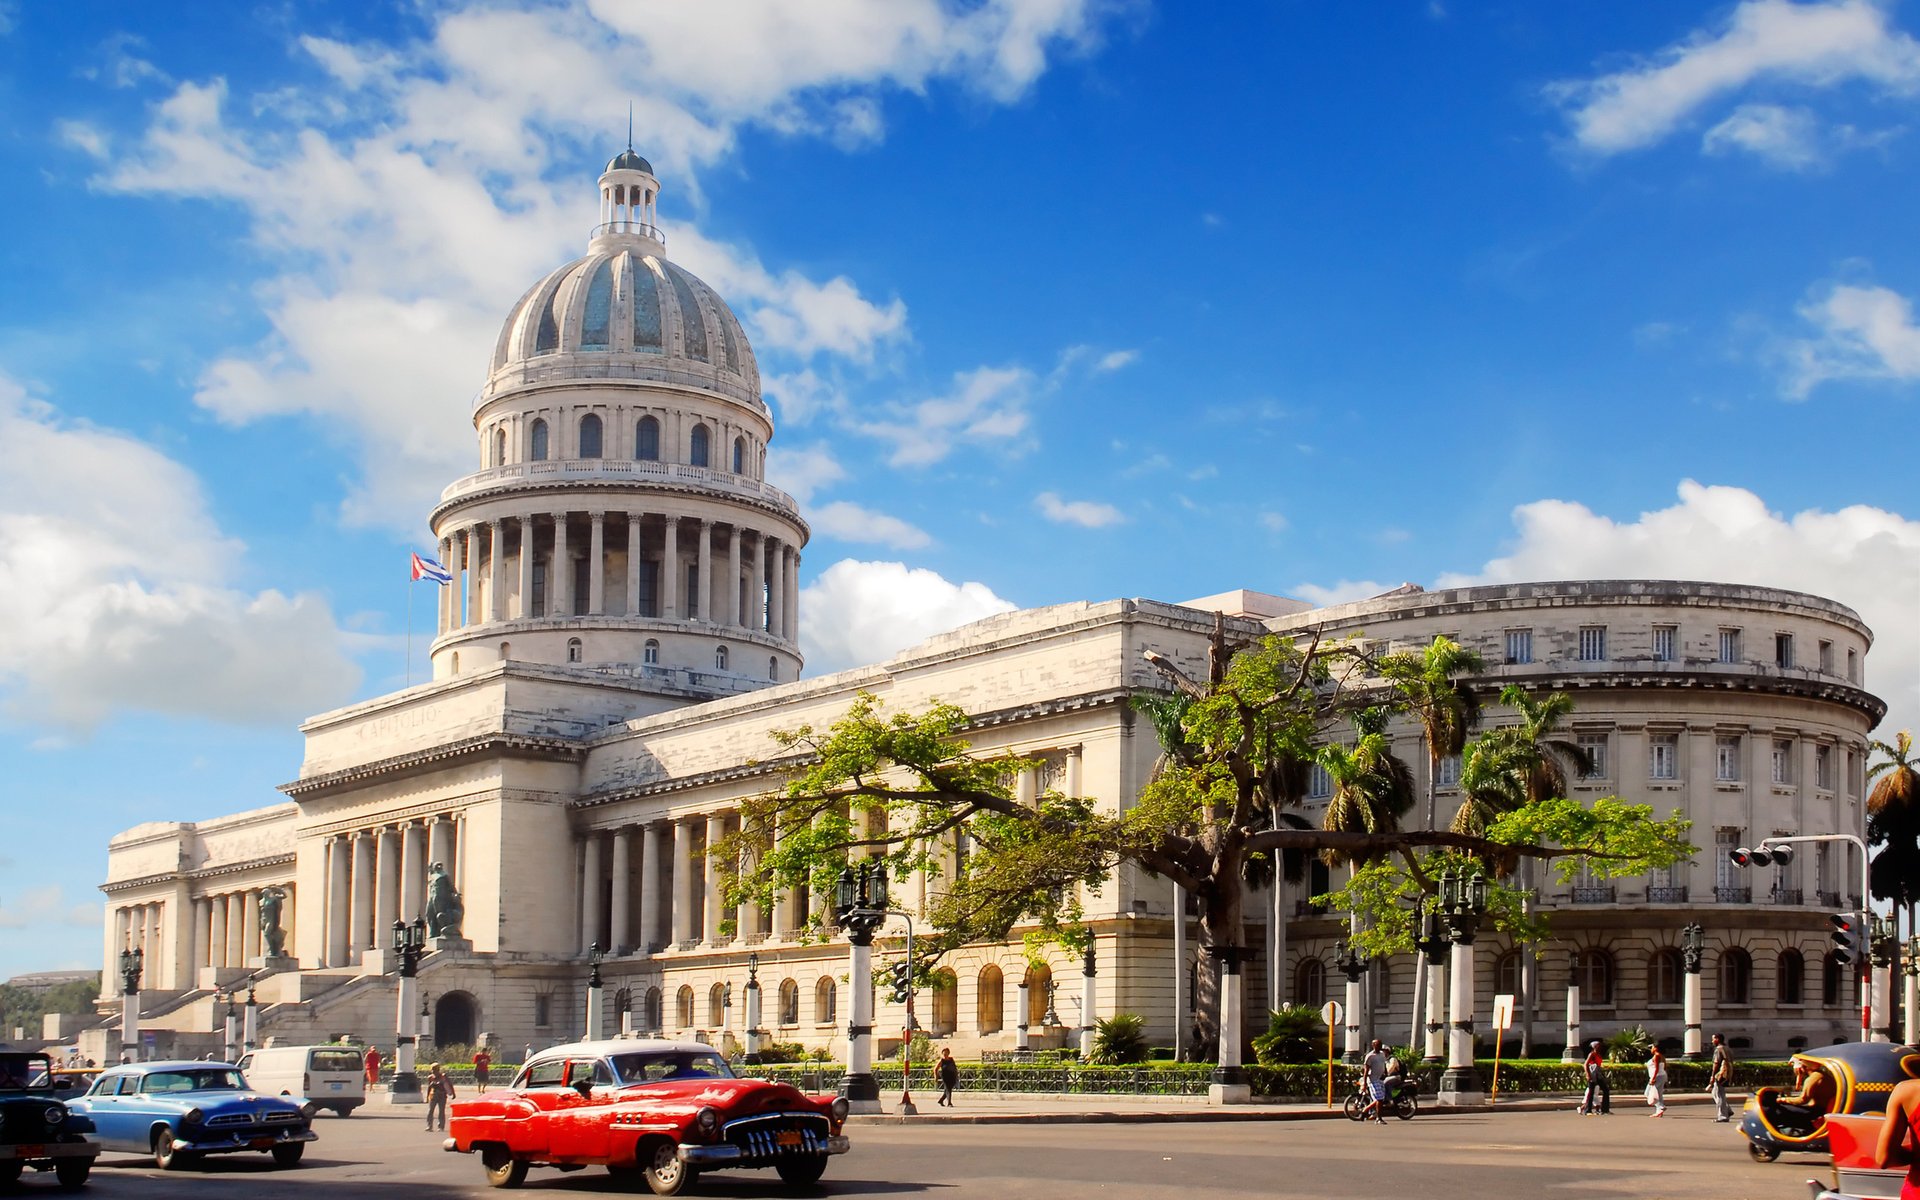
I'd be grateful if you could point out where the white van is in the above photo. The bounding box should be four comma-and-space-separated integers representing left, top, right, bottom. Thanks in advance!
236, 1044, 366, 1116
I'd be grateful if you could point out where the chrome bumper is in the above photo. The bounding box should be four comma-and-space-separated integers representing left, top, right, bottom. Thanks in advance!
178, 1128, 318, 1154
443, 1138, 461, 1153
678, 1134, 850, 1166
0, 1142, 99, 1161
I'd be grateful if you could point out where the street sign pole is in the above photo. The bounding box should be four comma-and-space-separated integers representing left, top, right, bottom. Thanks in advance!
1321, 1000, 1343, 1108
1490, 994, 1515, 1106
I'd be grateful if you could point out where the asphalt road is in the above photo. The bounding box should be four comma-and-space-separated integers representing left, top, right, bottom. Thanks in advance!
17, 1105, 1828, 1199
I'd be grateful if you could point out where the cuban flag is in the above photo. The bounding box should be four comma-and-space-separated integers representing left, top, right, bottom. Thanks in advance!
410, 552, 453, 585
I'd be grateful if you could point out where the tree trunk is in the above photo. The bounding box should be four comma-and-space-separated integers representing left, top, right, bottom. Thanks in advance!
1194, 872, 1248, 1063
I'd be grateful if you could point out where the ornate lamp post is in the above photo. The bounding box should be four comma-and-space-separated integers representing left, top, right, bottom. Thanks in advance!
221, 990, 239, 1062
1436, 868, 1489, 1106
743, 953, 764, 1063
585, 942, 606, 1041
1415, 905, 1450, 1063
118, 945, 143, 1063
1332, 940, 1370, 1064
1041, 979, 1062, 1029
833, 862, 889, 1111
1079, 946, 1098, 1059
1871, 915, 1899, 1043
1015, 969, 1032, 1053
389, 917, 427, 1103
1680, 923, 1706, 1059
1904, 936, 1920, 1048
421, 993, 434, 1047
242, 981, 260, 1055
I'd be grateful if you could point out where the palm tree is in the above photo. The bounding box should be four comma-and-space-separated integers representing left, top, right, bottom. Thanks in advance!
1378, 636, 1485, 831
1317, 708, 1417, 865
1868, 731, 1920, 931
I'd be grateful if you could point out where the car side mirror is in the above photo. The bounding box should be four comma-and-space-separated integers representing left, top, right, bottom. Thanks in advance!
573, 1078, 593, 1098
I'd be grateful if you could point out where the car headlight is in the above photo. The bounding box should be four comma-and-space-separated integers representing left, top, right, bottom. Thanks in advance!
695, 1107, 719, 1136
184, 1108, 203, 1125
43, 1107, 64, 1126
829, 1098, 849, 1124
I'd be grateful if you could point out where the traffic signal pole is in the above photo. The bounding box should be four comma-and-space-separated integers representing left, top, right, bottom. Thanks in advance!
1756, 834, 1871, 1042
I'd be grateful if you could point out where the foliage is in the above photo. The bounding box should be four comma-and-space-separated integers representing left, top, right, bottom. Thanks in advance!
1869, 731, 1920, 922
1604, 1025, 1654, 1063
1087, 1013, 1150, 1065
752, 1041, 811, 1064
1375, 636, 1484, 831
0, 977, 100, 1041
1251, 1005, 1328, 1066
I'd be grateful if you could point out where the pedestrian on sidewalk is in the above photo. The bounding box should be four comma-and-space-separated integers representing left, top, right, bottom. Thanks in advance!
936, 1048, 958, 1107
1709, 1034, 1733, 1122
1361, 1039, 1389, 1123
364, 1045, 382, 1088
424, 1064, 456, 1131
1645, 1045, 1668, 1118
473, 1047, 492, 1091
1581, 1041, 1612, 1114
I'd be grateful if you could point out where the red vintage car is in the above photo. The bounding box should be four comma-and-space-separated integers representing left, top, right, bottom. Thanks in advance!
444, 1039, 850, 1194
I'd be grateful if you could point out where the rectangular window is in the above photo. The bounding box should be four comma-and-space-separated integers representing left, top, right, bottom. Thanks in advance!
1650, 734, 1679, 781
1436, 754, 1461, 788
1719, 628, 1742, 663
1307, 763, 1332, 800
1817, 843, 1835, 894
1848, 749, 1858, 795
1816, 745, 1833, 790
1715, 736, 1740, 782
1652, 626, 1676, 663
1772, 739, 1794, 785
1776, 633, 1795, 669
1715, 828, 1743, 891
1819, 640, 1834, 672
1505, 629, 1533, 665
1577, 733, 1608, 779
572, 557, 590, 616
534, 995, 551, 1028
685, 564, 701, 616
531, 563, 547, 618
637, 561, 659, 618
1848, 648, 1859, 682
1578, 626, 1607, 662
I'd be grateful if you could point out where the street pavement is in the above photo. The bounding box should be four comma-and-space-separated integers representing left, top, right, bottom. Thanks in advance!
42, 1098, 1817, 1199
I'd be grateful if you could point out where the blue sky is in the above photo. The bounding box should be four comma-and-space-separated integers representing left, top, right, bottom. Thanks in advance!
5, 0, 1920, 979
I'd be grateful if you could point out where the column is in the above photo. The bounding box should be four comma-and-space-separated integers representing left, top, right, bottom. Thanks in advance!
582, 831, 604, 954
517, 516, 536, 618
208, 896, 227, 970
225, 893, 245, 966
1440, 938, 1483, 1104
671, 819, 695, 945
350, 831, 374, 958
638, 822, 664, 952
626, 514, 642, 617
749, 533, 766, 632
788, 547, 801, 642
610, 827, 633, 954
242, 890, 261, 961
193, 898, 212, 972
438, 536, 453, 634
662, 518, 680, 619
427, 816, 453, 879
375, 827, 399, 947
400, 821, 426, 925
588, 511, 606, 614
553, 511, 572, 618
726, 526, 742, 627
695, 521, 712, 621
771, 817, 795, 937
1424, 947, 1449, 1062
487, 520, 505, 622
447, 533, 466, 630
327, 837, 351, 967
465, 526, 482, 630
1563, 981, 1582, 1062
765, 537, 783, 641
704, 813, 727, 942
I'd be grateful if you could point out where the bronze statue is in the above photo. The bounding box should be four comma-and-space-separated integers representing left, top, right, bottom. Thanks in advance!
425, 862, 465, 939
258, 885, 288, 958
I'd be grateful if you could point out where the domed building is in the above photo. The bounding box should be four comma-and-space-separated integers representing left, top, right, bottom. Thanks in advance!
90, 154, 1889, 1079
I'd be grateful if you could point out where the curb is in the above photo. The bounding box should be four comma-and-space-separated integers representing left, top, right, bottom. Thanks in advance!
847, 1089, 1744, 1125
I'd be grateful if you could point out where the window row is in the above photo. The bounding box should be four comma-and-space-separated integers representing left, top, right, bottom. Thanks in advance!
1501, 623, 1857, 680
560, 636, 782, 679
490, 415, 753, 473
1409, 733, 1859, 793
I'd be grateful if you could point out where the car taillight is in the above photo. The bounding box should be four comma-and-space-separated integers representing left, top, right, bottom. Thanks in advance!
303, 1072, 311, 1093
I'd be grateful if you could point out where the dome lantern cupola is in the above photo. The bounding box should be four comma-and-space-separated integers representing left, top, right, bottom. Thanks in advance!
593, 132, 663, 256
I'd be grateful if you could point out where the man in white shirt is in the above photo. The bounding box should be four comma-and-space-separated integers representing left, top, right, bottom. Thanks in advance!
1361, 1039, 1389, 1123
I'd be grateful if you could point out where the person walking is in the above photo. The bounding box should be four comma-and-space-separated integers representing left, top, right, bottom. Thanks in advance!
473, 1047, 492, 1091
1581, 1041, 1612, 1114
1710, 1034, 1734, 1122
1645, 1044, 1668, 1118
936, 1048, 959, 1107
424, 1063, 456, 1131
364, 1045, 383, 1089
1360, 1039, 1390, 1123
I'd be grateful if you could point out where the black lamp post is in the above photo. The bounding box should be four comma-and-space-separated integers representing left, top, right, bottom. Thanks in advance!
1435, 868, 1489, 1104
221, 990, 239, 1061
743, 952, 764, 1064
585, 941, 606, 1040
1415, 905, 1450, 1063
832, 862, 891, 1107
242, 982, 259, 1054
117, 945, 143, 1063
1680, 923, 1706, 1059
390, 917, 427, 1102
1332, 939, 1370, 1063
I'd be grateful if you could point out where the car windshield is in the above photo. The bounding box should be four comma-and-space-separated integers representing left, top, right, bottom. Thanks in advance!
608, 1051, 736, 1084
0, 1054, 52, 1090
142, 1069, 246, 1093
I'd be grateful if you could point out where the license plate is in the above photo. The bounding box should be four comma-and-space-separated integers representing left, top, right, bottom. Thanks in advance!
15, 1145, 43, 1158
328, 1082, 344, 1091
249, 1138, 273, 1149
775, 1132, 802, 1147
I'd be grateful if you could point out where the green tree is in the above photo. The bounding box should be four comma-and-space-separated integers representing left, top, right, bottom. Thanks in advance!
1376, 636, 1484, 831
1868, 731, 1920, 927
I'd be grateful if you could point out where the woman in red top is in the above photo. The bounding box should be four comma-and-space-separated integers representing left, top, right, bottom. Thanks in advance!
1876, 1077, 1920, 1199
364, 1046, 383, 1087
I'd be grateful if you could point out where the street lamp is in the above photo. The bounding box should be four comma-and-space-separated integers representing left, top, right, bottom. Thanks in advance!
1871, 915, 1900, 1043
1414, 906, 1450, 1064
1680, 923, 1705, 1059
242, 982, 260, 1054
221, 990, 239, 1062
1435, 868, 1489, 1106
1331, 940, 1370, 1064
585, 942, 607, 1041
743, 952, 764, 1064
832, 862, 890, 1110
1041, 980, 1062, 1029
420, 994, 433, 1046
389, 917, 428, 1103
1905, 935, 1920, 1047
117, 945, 143, 1064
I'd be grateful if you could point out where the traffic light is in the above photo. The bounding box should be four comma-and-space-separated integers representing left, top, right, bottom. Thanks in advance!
1831, 913, 1856, 964
888, 960, 913, 1005
1729, 844, 1794, 868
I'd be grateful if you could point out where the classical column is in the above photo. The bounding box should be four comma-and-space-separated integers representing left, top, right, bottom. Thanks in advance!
726, 527, 743, 627
784, 546, 800, 642
610, 827, 633, 954
449, 531, 467, 630
208, 896, 227, 970
765, 537, 783, 641
400, 821, 426, 924
553, 511, 572, 617
226, 893, 245, 966
704, 813, 728, 942
193, 897, 212, 972
638, 822, 664, 952
465, 526, 482, 630
771, 817, 795, 937
662, 518, 680, 619
375, 827, 399, 947
438, 536, 453, 634
588, 511, 606, 615
427, 816, 453, 881
695, 520, 712, 622
671, 819, 695, 946
488, 520, 505, 622
517, 516, 536, 618
582, 831, 604, 954
749, 532, 766, 632
626, 514, 643, 617
327, 837, 351, 967
350, 831, 374, 958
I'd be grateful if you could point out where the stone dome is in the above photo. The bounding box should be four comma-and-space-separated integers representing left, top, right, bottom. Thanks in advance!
486, 249, 763, 415
607, 149, 653, 174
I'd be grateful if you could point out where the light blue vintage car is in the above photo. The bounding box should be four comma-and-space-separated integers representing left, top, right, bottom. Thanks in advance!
66, 1061, 316, 1170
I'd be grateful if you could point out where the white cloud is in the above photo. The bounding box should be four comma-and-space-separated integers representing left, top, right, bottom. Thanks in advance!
799, 558, 1018, 674
810, 501, 932, 549
0, 885, 97, 931
765, 443, 848, 504
1703, 102, 1826, 166
1035, 491, 1124, 528
1094, 348, 1139, 372
1785, 281, 1920, 394
855, 364, 1035, 467
1554, 0, 1920, 156
0, 373, 362, 732
55, 120, 107, 160
1259, 511, 1289, 534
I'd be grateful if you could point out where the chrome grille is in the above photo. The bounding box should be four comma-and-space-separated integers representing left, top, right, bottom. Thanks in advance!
723, 1112, 830, 1161
206, 1113, 255, 1128
263, 1111, 302, 1124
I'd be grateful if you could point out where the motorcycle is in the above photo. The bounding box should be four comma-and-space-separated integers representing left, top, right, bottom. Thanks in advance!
1343, 1074, 1418, 1121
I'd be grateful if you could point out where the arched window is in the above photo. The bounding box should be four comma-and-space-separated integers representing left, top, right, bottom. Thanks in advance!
930, 969, 958, 1036
690, 423, 711, 467
1027, 964, 1053, 1026
1649, 948, 1684, 1005
779, 979, 799, 1026
1495, 950, 1523, 999
977, 965, 1004, 1033
636, 416, 660, 461
708, 983, 726, 1028
676, 985, 695, 1029
643, 639, 660, 665
1779, 949, 1805, 1005
715, 645, 729, 670
1576, 949, 1614, 1005
493, 427, 506, 467
644, 986, 662, 1032
769, 656, 779, 681
451, 651, 460, 673
814, 977, 837, 1024
1823, 952, 1845, 1006
1719, 948, 1753, 1006
567, 637, 583, 663
732, 436, 745, 473
530, 419, 549, 462
579, 413, 603, 458
1294, 958, 1325, 1008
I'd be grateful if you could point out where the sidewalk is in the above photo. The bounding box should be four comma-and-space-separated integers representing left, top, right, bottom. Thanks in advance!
847, 1089, 1742, 1125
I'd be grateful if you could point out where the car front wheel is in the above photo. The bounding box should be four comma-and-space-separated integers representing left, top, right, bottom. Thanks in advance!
642, 1141, 694, 1197
482, 1146, 529, 1190
54, 1158, 92, 1190
272, 1143, 305, 1167
776, 1155, 827, 1187
153, 1129, 195, 1171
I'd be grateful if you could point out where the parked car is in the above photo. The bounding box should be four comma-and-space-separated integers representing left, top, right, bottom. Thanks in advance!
235, 1044, 366, 1117
445, 1039, 850, 1194
0, 1051, 98, 1190
66, 1061, 316, 1170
